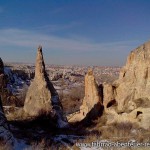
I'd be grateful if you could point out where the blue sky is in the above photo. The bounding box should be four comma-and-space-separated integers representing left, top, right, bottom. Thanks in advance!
0, 0, 150, 66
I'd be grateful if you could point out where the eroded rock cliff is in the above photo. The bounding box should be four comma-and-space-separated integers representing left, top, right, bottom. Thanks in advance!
103, 41, 150, 129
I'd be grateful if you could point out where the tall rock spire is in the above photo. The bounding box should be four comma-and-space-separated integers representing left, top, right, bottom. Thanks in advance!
24, 46, 68, 128
24, 46, 51, 116
35, 46, 46, 80
67, 69, 103, 122
80, 69, 103, 118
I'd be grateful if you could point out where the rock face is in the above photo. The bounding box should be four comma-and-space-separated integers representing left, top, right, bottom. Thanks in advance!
114, 41, 150, 112
0, 58, 14, 145
24, 46, 68, 128
103, 41, 150, 129
68, 69, 103, 122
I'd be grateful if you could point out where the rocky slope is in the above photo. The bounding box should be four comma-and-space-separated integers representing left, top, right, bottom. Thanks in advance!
0, 58, 14, 146
4, 66, 28, 95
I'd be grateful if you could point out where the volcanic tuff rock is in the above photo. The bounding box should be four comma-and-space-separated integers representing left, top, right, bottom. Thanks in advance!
24, 46, 52, 115
0, 58, 14, 146
103, 41, 150, 129
67, 69, 103, 122
80, 69, 103, 116
114, 41, 150, 112
24, 46, 68, 128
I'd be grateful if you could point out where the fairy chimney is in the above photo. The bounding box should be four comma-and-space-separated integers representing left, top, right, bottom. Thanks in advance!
80, 69, 103, 118
24, 46, 68, 128
67, 69, 103, 122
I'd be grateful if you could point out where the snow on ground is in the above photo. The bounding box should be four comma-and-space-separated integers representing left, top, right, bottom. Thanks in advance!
13, 134, 85, 150
14, 139, 30, 150
53, 134, 85, 149
4, 67, 28, 94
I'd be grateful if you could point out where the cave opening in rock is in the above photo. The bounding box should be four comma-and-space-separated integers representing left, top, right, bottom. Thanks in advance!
136, 111, 143, 117
107, 99, 117, 108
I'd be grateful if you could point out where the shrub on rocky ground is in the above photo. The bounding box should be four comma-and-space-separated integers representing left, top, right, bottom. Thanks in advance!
61, 86, 84, 114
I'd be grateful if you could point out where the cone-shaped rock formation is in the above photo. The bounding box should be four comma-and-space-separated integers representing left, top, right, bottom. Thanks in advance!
24, 46, 68, 128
